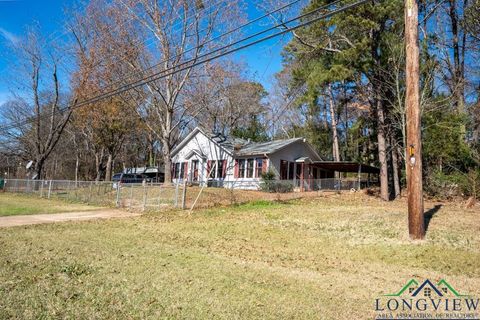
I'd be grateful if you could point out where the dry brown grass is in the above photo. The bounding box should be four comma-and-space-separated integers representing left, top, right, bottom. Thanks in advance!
0, 192, 479, 319
0, 193, 102, 216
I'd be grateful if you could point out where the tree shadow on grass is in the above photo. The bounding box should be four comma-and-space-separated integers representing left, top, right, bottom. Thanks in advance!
424, 204, 442, 233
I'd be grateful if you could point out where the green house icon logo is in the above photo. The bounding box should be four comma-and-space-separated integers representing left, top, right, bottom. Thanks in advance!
383, 279, 468, 297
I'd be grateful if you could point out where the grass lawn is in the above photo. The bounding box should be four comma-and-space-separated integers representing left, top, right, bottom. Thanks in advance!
0, 193, 479, 319
0, 193, 102, 216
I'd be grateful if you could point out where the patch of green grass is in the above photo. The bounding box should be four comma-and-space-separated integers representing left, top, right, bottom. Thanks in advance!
235, 199, 283, 209
0, 193, 102, 216
0, 193, 479, 319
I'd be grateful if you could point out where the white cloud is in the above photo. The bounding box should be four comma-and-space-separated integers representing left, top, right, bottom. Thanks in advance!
0, 27, 19, 45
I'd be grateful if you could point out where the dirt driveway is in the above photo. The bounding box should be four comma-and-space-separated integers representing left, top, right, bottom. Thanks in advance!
0, 209, 141, 228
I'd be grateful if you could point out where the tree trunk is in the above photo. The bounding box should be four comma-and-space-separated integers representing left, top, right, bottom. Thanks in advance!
95, 148, 105, 182
33, 158, 45, 180
163, 141, 172, 183
328, 85, 341, 162
448, 0, 465, 115
75, 154, 80, 186
376, 98, 390, 201
391, 136, 401, 199
105, 154, 113, 181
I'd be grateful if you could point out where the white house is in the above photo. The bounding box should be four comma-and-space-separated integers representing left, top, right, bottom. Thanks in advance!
170, 127, 379, 191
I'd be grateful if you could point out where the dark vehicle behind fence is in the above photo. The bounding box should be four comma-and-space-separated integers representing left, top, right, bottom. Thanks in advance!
112, 173, 146, 188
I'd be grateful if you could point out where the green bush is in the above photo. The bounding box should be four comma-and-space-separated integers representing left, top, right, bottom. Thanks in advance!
425, 169, 480, 199
260, 171, 293, 193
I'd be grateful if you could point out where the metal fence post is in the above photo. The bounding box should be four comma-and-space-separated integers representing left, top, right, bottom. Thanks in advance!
358, 164, 362, 191
181, 180, 187, 210
174, 182, 179, 207
74, 182, 78, 201
88, 182, 93, 203
142, 181, 147, 212
129, 183, 134, 209
48, 180, 52, 199
39, 180, 44, 198
157, 184, 162, 210
115, 184, 121, 207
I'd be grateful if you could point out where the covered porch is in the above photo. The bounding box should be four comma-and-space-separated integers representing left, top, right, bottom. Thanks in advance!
285, 158, 380, 192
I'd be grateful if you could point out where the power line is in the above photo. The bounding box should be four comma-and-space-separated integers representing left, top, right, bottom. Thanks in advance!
68, 0, 345, 107
0, 0, 307, 131
85, 0, 234, 86
82, 0, 305, 95
38, 0, 231, 63
0, 0, 367, 132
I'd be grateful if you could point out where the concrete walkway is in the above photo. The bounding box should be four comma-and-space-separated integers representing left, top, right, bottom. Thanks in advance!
0, 209, 141, 228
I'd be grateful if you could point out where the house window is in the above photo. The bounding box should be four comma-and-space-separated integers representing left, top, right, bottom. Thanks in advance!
280, 160, 288, 180
246, 159, 254, 178
173, 162, 187, 179
313, 167, 319, 179
288, 162, 294, 180
191, 160, 199, 181
296, 163, 302, 180
208, 160, 225, 179
238, 159, 246, 178
180, 162, 186, 179
174, 163, 181, 179
255, 158, 263, 178
209, 160, 216, 179
217, 160, 226, 178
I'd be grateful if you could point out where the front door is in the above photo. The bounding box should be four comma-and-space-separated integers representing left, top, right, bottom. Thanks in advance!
192, 160, 199, 182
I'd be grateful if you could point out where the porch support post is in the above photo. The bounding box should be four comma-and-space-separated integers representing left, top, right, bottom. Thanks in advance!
293, 163, 297, 187
300, 162, 305, 192
358, 164, 362, 191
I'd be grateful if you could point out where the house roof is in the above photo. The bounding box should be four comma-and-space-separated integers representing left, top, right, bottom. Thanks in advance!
234, 138, 304, 156
171, 127, 243, 157
171, 126, 320, 159
210, 132, 249, 153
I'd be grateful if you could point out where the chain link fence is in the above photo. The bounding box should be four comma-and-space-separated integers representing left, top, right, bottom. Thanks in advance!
2, 178, 369, 212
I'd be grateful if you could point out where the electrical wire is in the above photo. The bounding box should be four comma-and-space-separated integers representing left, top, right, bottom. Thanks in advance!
0, 0, 368, 132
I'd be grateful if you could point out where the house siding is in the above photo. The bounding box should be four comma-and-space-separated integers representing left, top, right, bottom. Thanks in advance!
171, 129, 326, 190
268, 141, 321, 178
171, 130, 234, 184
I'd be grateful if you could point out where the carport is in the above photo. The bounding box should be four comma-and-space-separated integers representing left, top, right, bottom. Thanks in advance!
296, 160, 380, 191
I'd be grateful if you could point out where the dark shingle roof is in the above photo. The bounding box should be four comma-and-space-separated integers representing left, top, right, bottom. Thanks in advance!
171, 127, 314, 158
208, 131, 305, 156
209, 132, 248, 152
234, 138, 303, 156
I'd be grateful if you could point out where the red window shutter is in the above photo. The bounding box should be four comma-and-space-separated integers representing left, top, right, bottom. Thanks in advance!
183, 162, 188, 179
222, 160, 227, 178
234, 159, 239, 178
207, 160, 212, 176
262, 157, 268, 173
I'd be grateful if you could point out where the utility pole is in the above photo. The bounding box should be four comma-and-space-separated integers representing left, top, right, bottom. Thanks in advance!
405, 0, 425, 239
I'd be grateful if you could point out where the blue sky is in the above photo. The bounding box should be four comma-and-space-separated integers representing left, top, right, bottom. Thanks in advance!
0, 0, 289, 106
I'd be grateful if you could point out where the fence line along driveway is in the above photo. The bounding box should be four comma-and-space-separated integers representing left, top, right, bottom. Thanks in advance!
0, 209, 141, 228
3, 178, 369, 213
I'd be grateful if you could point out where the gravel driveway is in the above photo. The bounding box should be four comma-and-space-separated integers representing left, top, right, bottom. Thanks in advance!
0, 209, 141, 228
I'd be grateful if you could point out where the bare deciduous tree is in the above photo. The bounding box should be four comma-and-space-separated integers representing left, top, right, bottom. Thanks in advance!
114, 0, 244, 182
1, 29, 78, 179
